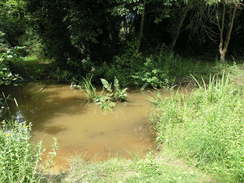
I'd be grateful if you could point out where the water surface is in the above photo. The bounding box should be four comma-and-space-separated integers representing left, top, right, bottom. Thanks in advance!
6, 83, 163, 171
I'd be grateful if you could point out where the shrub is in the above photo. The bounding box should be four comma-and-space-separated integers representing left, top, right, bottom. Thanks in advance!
93, 43, 143, 87
0, 92, 10, 120
0, 31, 22, 86
132, 53, 175, 89
151, 75, 244, 183
94, 50, 227, 89
0, 121, 42, 183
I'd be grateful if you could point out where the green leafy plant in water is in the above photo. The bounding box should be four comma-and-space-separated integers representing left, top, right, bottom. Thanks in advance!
81, 75, 97, 102
95, 77, 127, 111
101, 78, 113, 93
113, 77, 128, 102
94, 95, 116, 111
101, 77, 128, 102
79, 76, 127, 111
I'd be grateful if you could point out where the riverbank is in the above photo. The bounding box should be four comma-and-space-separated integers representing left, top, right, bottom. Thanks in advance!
0, 63, 243, 183
46, 67, 244, 183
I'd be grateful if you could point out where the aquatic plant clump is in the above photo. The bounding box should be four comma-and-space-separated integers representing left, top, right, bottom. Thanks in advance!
80, 76, 128, 111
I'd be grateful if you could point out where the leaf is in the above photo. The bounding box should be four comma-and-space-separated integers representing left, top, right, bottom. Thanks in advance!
114, 77, 120, 91
101, 78, 112, 92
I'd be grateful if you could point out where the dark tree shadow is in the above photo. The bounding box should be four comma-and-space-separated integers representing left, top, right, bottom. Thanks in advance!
4, 84, 89, 134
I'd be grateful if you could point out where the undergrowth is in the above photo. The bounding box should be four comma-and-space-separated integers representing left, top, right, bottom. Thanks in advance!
151, 75, 244, 183
16, 43, 241, 90
0, 120, 58, 183
91, 48, 239, 89
0, 121, 42, 183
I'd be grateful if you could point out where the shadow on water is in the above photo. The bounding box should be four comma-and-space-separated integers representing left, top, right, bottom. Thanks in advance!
4, 83, 88, 134
3, 82, 165, 172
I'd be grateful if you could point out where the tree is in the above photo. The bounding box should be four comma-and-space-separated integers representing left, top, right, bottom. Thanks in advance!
169, 0, 193, 50
25, 0, 81, 67
112, 0, 146, 51
0, 0, 27, 46
206, 0, 242, 61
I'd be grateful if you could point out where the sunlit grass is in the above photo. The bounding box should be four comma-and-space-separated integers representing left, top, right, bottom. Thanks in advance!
63, 154, 212, 183
151, 75, 244, 183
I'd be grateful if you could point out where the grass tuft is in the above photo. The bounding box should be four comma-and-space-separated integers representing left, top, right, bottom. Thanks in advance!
151, 75, 244, 183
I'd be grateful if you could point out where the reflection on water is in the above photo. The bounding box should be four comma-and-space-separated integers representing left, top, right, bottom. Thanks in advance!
4, 83, 174, 172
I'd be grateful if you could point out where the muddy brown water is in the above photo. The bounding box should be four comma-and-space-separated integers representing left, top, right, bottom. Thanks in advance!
4, 83, 191, 172
4, 83, 184, 172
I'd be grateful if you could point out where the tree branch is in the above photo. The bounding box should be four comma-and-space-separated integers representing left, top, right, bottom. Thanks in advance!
224, 3, 237, 51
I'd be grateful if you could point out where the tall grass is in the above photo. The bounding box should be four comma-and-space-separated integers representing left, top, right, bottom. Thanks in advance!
0, 121, 42, 183
151, 75, 244, 183
81, 75, 97, 102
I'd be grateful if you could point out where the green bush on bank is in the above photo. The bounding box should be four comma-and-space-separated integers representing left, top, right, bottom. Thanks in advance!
93, 48, 237, 89
151, 76, 244, 183
45, 42, 239, 89
0, 121, 42, 183
0, 31, 22, 86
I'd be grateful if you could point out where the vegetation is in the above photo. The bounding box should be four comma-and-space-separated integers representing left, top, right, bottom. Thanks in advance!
0, 121, 42, 183
94, 77, 127, 111
100, 77, 128, 102
1, 0, 244, 85
0, 31, 22, 86
62, 155, 213, 183
151, 75, 244, 183
79, 76, 127, 111
0, 0, 244, 182
81, 75, 97, 102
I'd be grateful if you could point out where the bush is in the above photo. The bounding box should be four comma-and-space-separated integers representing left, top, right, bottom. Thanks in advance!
94, 49, 174, 88
132, 52, 175, 88
94, 43, 143, 87
0, 93, 10, 120
93, 48, 231, 89
0, 121, 42, 183
0, 31, 22, 86
151, 75, 244, 183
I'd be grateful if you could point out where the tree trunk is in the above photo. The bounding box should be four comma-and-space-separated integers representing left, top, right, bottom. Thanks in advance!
137, 0, 146, 52
223, 4, 237, 56
170, 6, 189, 50
219, 48, 226, 62
218, 3, 237, 62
